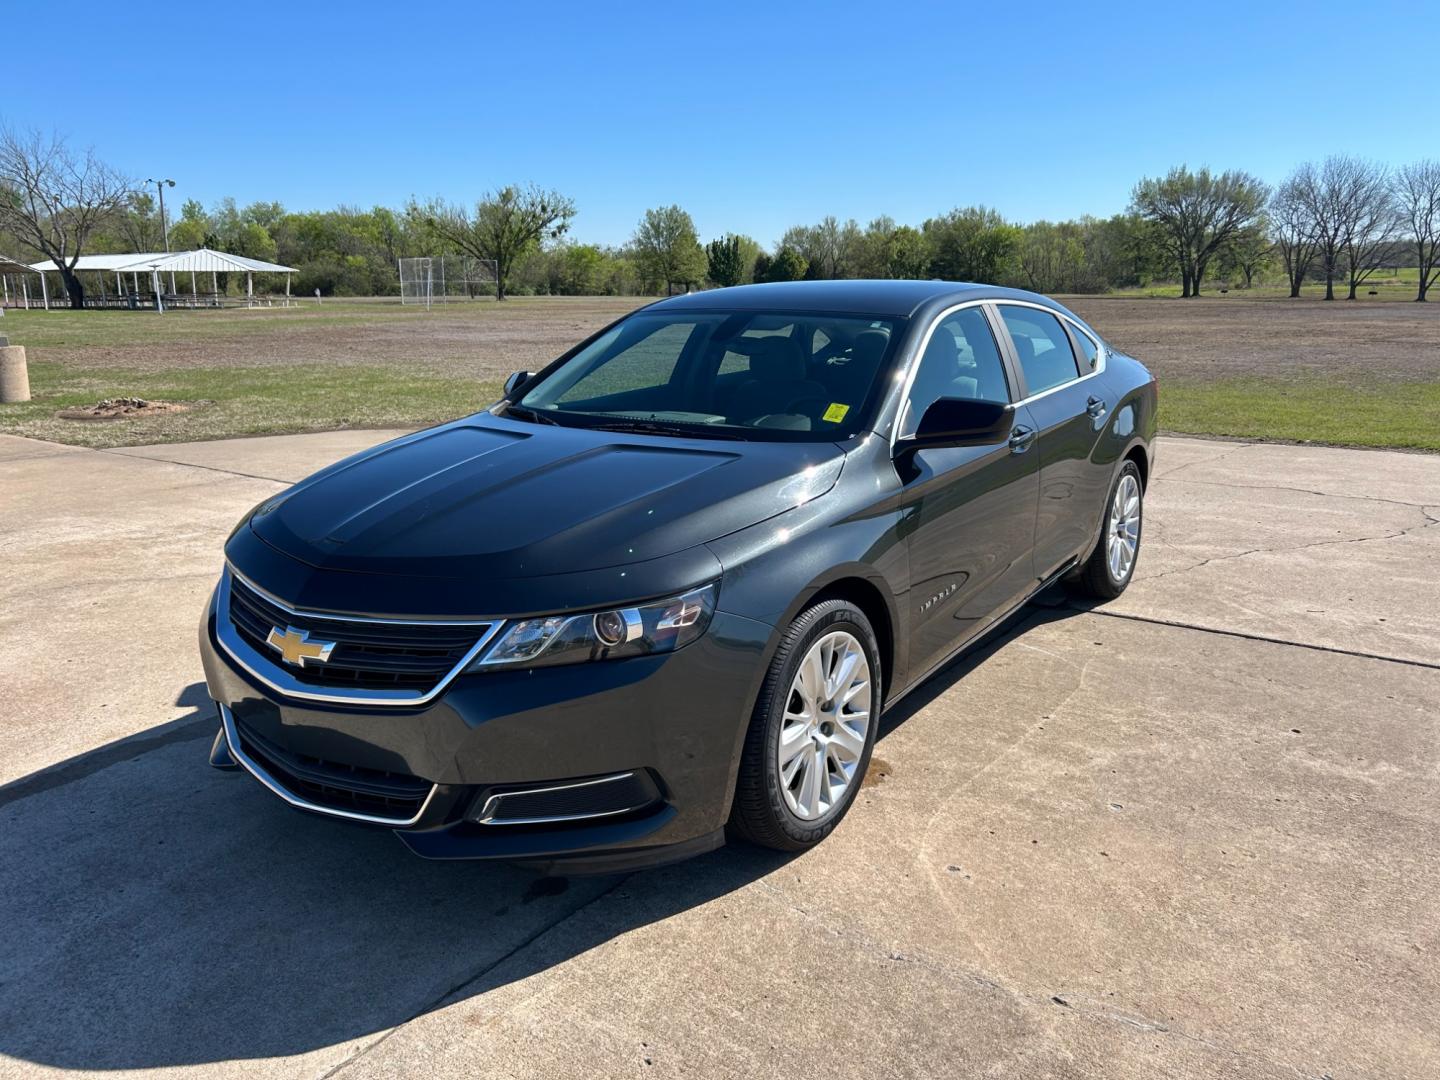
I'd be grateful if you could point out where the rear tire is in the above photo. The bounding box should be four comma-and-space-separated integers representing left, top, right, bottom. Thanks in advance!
728, 600, 881, 852
1072, 460, 1143, 600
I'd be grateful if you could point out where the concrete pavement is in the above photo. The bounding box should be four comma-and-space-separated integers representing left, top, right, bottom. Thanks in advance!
1, 430, 1436, 1079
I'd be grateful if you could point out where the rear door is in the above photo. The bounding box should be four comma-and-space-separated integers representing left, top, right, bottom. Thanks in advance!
896, 304, 1040, 680
993, 303, 1111, 581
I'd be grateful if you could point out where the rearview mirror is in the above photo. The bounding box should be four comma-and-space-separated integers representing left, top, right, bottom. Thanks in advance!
503, 370, 534, 398
897, 397, 1013, 453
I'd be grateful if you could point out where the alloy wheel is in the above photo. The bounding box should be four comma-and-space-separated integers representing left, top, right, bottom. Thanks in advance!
777, 630, 872, 821
1107, 472, 1141, 582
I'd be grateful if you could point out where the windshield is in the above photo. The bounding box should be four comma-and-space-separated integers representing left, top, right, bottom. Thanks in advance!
514, 310, 905, 441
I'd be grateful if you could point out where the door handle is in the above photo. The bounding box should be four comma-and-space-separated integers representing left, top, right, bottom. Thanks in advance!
1086, 396, 1107, 418
1008, 425, 1036, 453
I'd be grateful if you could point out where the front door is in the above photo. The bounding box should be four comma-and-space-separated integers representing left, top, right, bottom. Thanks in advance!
896, 305, 1040, 681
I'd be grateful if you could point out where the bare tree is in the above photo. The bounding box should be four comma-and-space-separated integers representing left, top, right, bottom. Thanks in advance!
0, 128, 132, 308
1291, 156, 1397, 301
411, 185, 575, 300
1271, 168, 1321, 297
1394, 159, 1440, 301
1290, 161, 1342, 300
1130, 166, 1269, 297
1338, 161, 1398, 300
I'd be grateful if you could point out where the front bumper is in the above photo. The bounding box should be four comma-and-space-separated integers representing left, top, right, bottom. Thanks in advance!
200, 590, 774, 871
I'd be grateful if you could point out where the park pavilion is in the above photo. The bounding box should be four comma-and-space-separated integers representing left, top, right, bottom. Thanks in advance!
20, 248, 297, 310
0, 253, 46, 310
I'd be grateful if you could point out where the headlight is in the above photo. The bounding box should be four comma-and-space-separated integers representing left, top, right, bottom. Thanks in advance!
469, 584, 716, 671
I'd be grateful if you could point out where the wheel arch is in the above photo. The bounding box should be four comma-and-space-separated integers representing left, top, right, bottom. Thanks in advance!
773, 568, 898, 701
1123, 440, 1150, 490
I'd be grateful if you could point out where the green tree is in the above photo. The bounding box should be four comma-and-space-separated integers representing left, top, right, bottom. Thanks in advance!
762, 247, 808, 282
778, 216, 862, 279
411, 185, 576, 300
853, 217, 930, 279
1216, 222, 1273, 288
884, 224, 928, 279
1130, 166, 1269, 297
531, 242, 610, 295
167, 220, 207, 253
1018, 220, 1083, 293
923, 206, 1020, 284
167, 199, 211, 251
112, 192, 161, 253
1079, 213, 1162, 290
705, 233, 748, 287
232, 221, 277, 262
633, 204, 706, 294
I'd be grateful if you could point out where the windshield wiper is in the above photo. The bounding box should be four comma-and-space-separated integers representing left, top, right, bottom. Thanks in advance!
504, 403, 561, 426
587, 419, 745, 441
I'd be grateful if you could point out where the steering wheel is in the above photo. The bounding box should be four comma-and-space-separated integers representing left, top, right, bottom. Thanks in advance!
783, 393, 830, 416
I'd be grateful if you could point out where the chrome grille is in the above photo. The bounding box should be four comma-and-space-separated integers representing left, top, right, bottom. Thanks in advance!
224, 572, 493, 692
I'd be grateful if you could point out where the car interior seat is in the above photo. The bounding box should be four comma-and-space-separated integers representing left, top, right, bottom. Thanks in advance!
1010, 330, 1073, 393
819, 327, 890, 406
953, 309, 1008, 401
730, 336, 828, 424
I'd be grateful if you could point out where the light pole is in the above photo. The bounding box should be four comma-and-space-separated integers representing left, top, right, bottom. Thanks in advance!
145, 177, 176, 251
145, 178, 176, 296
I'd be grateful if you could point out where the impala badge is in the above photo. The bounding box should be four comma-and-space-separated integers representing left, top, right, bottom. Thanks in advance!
266, 625, 337, 667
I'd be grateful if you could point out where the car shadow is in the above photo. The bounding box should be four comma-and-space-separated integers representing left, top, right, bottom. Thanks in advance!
0, 594, 1082, 1071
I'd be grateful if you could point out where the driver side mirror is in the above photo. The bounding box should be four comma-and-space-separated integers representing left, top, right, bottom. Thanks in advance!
503, 370, 534, 398
896, 397, 1014, 454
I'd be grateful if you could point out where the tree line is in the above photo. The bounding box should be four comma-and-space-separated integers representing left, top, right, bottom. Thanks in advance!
2, 126, 1436, 307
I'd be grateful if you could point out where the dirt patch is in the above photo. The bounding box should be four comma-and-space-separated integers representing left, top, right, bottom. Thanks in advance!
1063, 295, 1440, 385
29, 297, 648, 380
21, 295, 1438, 387
862, 756, 893, 787
57, 397, 194, 421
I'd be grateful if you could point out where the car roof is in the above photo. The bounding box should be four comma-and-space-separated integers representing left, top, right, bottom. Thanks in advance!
646, 280, 1071, 319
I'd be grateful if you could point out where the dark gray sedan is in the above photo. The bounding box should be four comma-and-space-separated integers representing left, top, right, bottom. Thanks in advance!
201, 280, 1156, 871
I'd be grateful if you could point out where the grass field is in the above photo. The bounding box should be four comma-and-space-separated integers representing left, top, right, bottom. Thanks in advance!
0, 292, 1436, 450
1116, 268, 1433, 301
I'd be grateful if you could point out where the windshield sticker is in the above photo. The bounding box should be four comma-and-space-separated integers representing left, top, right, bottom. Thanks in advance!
822, 403, 850, 423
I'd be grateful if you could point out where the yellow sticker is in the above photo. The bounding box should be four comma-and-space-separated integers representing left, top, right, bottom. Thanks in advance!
822, 403, 850, 423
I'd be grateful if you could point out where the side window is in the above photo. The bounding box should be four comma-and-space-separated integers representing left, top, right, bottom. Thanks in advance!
1069, 322, 1100, 370
900, 307, 1009, 437
998, 306, 1081, 395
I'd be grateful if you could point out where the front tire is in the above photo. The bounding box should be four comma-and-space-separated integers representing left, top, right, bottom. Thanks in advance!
1072, 460, 1143, 599
728, 599, 881, 852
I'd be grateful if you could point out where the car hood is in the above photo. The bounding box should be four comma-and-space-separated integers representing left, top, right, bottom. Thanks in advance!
247, 414, 845, 581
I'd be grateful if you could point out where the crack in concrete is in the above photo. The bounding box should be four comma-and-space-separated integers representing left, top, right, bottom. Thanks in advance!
0, 448, 87, 464
97, 447, 292, 485
1152, 442, 1255, 480
321, 873, 636, 1079
0, 569, 215, 601
0, 717, 215, 810
754, 877, 1319, 1079
1137, 502, 1439, 585
1160, 475, 1438, 512
1079, 607, 1440, 672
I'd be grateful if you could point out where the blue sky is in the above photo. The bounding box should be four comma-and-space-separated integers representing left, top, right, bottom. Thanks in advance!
3, 1, 1434, 247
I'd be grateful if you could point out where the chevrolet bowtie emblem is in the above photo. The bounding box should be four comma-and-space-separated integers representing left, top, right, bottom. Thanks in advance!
266, 625, 337, 667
